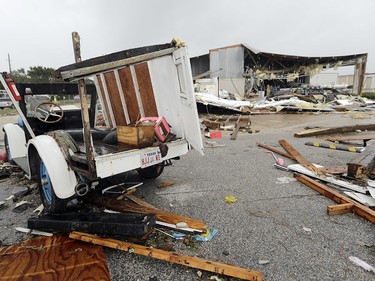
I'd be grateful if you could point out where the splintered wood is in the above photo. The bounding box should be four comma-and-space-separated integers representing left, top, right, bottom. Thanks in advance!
85, 193, 207, 231
294, 174, 375, 224
70, 231, 263, 281
279, 139, 322, 174
0, 235, 110, 281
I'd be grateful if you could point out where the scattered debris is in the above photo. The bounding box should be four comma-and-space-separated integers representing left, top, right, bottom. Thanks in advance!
266, 151, 284, 165
0, 201, 7, 211
258, 260, 270, 265
349, 256, 375, 273
85, 193, 207, 231
294, 174, 375, 224
302, 226, 312, 232
224, 195, 238, 204
275, 177, 297, 185
33, 204, 44, 216
197, 270, 203, 278
158, 181, 176, 188
70, 231, 263, 281
294, 124, 375, 138
14, 227, 53, 237
204, 141, 226, 148
12, 200, 30, 213
205, 130, 222, 139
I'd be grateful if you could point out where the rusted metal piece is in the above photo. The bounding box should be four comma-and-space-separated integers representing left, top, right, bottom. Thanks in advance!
256, 142, 294, 160
72, 32, 96, 176
279, 139, 321, 174
294, 173, 375, 224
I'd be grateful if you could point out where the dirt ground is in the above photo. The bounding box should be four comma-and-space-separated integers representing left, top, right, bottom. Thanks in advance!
0, 111, 374, 281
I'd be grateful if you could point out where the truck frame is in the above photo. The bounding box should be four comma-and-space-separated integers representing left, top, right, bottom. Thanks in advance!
1, 34, 203, 213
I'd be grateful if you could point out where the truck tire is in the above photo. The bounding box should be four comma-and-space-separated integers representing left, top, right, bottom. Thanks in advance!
137, 162, 164, 179
37, 155, 67, 213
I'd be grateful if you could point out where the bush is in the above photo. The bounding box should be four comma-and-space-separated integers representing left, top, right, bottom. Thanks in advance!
361, 92, 375, 99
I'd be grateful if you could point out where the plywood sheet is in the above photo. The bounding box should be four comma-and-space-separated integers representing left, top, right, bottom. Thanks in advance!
0, 235, 110, 281
135, 63, 158, 117
118, 67, 140, 123
104, 72, 127, 126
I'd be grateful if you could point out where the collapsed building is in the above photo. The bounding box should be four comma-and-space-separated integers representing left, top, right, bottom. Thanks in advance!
190, 44, 367, 97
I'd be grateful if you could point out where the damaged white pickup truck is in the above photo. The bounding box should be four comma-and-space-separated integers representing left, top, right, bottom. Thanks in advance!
1, 34, 203, 213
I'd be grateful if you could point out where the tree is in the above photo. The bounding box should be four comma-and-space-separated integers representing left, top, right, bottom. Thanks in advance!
27, 66, 56, 82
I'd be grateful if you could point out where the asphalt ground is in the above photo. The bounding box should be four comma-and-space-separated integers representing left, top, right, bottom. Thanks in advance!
0, 111, 374, 281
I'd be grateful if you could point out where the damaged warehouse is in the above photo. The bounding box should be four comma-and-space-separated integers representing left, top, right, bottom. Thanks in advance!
190, 43, 367, 98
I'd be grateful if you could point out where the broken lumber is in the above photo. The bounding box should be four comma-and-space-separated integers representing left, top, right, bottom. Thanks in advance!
230, 115, 242, 140
0, 235, 110, 281
256, 142, 294, 159
327, 134, 375, 147
279, 139, 321, 174
69, 231, 263, 281
294, 124, 375, 138
85, 193, 207, 231
327, 203, 354, 216
347, 147, 375, 179
294, 173, 375, 224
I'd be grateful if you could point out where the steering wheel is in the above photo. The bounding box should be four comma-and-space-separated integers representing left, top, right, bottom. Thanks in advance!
35, 102, 64, 124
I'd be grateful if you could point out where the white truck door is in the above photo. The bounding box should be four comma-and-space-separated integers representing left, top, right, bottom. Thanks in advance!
173, 47, 204, 155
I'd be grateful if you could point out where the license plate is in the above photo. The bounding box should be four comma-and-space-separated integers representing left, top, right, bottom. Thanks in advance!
140, 149, 162, 168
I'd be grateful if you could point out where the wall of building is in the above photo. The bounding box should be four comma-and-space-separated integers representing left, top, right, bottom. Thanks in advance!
210, 45, 244, 79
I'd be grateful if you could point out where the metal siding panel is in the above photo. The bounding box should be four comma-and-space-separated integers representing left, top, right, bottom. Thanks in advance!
210, 46, 244, 79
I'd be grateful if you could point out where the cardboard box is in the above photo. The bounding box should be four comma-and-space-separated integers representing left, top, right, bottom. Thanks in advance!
117, 124, 155, 148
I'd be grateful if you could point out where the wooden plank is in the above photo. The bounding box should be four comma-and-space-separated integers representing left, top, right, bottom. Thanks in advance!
118, 67, 140, 123
327, 203, 354, 215
0, 235, 110, 281
85, 193, 207, 231
230, 115, 242, 140
96, 74, 113, 127
70, 232, 263, 281
294, 124, 375, 138
124, 194, 160, 210
294, 173, 375, 224
279, 139, 321, 174
72, 32, 96, 174
135, 62, 158, 117
327, 134, 375, 142
256, 142, 294, 159
104, 72, 127, 126
319, 166, 347, 175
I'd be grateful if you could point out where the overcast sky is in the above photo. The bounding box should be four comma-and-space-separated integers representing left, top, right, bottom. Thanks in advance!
1, 0, 374, 75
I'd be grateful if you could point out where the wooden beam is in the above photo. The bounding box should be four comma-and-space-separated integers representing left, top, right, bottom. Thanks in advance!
294, 124, 375, 138
294, 173, 375, 224
72, 32, 96, 175
327, 203, 354, 216
85, 194, 207, 231
256, 142, 294, 160
230, 115, 242, 140
69, 232, 263, 281
279, 139, 321, 174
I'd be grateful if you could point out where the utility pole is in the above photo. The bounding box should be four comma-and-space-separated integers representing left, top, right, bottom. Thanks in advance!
7, 53, 12, 74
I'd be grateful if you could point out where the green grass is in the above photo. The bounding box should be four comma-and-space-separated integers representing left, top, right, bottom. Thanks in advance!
0, 108, 17, 116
